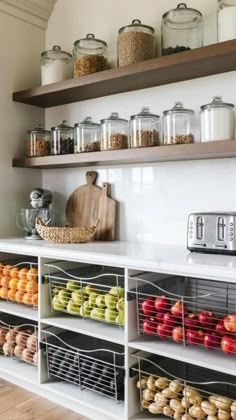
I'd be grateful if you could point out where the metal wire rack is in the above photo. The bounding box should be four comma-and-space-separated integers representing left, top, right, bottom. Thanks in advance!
42, 329, 125, 402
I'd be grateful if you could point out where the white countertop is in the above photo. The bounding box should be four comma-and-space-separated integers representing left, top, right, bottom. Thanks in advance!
0, 238, 236, 281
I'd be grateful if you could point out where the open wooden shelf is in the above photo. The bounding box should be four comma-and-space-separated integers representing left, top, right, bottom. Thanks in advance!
12, 140, 236, 169
13, 40, 236, 108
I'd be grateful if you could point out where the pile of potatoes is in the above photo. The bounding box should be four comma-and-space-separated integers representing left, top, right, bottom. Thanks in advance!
137, 375, 236, 420
0, 325, 38, 366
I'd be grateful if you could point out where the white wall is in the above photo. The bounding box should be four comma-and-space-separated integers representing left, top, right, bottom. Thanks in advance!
0, 11, 43, 237
44, 0, 236, 245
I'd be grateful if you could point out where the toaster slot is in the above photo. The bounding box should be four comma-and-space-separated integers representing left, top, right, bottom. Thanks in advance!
217, 217, 225, 241
196, 216, 204, 240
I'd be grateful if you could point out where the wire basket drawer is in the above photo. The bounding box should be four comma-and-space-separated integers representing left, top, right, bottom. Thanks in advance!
131, 352, 236, 417
42, 329, 125, 402
130, 275, 236, 357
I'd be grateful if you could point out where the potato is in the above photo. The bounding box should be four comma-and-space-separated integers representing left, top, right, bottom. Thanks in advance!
217, 409, 230, 420
0, 327, 8, 346
215, 397, 232, 411
164, 406, 175, 417
26, 334, 37, 352
21, 348, 34, 364
154, 392, 168, 407
155, 377, 170, 389
189, 394, 203, 406
182, 415, 194, 420
14, 345, 24, 358
137, 377, 148, 390
170, 399, 184, 413
147, 375, 156, 391
148, 403, 163, 414
231, 412, 236, 420
183, 386, 200, 399
141, 400, 149, 409
169, 380, 184, 394
5, 327, 21, 344
143, 388, 155, 401
182, 397, 191, 409
15, 331, 28, 347
3, 342, 13, 356
207, 416, 218, 420
231, 402, 236, 413
33, 351, 38, 366
189, 405, 206, 418
209, 396, 218, 405
201, 401, 217, 416
162, 387, 178, 399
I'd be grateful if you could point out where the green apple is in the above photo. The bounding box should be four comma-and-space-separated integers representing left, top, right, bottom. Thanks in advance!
52, 287, 59, 296
109, 287, 124, 298
116, 297, 125, 312
52, 295, 65, 311
71, 290, 84, 306
96, 294, 106, 308
115, 311, 125, 327
104, 293, 117, 309
84, 284, 97, 295
66, 281, 79, 291
58, 289, 70, 306
105, 308, 118, 323
67, 299, 81, 315
80, 301, 92, 319
90, 307, 105, 321
88, 292, 98, 308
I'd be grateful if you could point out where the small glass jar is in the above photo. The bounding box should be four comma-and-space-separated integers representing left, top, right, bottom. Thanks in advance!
118, 19, 155, 67
218, 0, 236, 42
73, 34, 108, 78
27, 124, 50, 157
51, 120, 74, 155
130, 107, 160, 148
101, 112, 128, 151
40, 46, 73, 86
163, 102, 195, 145
161, 3, 203, 56
200, 96, 235, 142
74, 117, 100, 153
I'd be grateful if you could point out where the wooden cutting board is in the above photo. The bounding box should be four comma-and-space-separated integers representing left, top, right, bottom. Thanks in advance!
95, 182, 117, 241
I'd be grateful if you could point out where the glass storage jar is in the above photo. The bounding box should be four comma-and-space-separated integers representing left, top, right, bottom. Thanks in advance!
218, 0, 236, 42
27, 124, 50, 157
74, 117, 100, 153
118, 19, 155, 67
40, 46, 73, 86
163, 102, 195, 145
200, 96, 235, 142
161, 3, 203, 56
51, 120, 74, 155
101, 112, 128, 151
130, 107, 160, 148
73, 34, 108, 78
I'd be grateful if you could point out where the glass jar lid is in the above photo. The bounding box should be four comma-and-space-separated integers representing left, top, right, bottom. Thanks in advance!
52, 120, 74, 131
119, 19, 155, 34
27, 124, 50, 134
74, 33, 107, 51
163, 3, 202, 28
101, 112, 128, 124
75, 116, 100, 128
41, 45, 72, 60
200, 96, 235, 111
163, 102, 194, 116
130, 107, 160, 120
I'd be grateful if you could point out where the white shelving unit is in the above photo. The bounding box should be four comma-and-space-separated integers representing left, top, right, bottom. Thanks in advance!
0, 239, 235, 420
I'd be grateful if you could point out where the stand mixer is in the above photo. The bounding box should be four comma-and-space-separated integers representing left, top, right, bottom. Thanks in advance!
17, 188, 53, 240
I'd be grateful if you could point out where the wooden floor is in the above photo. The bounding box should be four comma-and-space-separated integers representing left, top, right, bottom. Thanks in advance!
0, 380, 91, 419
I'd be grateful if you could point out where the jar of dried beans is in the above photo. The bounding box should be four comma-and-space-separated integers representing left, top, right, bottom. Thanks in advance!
162, 102, 195, 145
27, 124, 50, 157
74, 117, 100, 153
130, 107, 160, 148
118, 19, 155, 67
51, 120, 74, 155
101, 112, 128, 151
73, 33, 108, 78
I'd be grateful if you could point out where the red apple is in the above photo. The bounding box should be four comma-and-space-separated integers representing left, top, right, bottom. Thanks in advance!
155, 312, 165, 324
221, 336, 236, 354
154, 296, 170, 313
198, 310, 216, 331
172, 326, 184, 343
171, 301, 188, 318
224, 314, 236, 333
204, 333, 220, 350
142, 319, 156, 335
157, 323, 172, 339
184, 313, 200, 330
215, 319, 228, 337
186, 329, 204, 346
163, 312, 180, 328
141, 298, 155, 316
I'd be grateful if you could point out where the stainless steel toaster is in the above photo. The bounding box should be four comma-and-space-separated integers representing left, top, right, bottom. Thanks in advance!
187, 212, 236, 255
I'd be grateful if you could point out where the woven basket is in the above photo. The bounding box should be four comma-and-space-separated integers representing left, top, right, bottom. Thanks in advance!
35, 218, 97, 244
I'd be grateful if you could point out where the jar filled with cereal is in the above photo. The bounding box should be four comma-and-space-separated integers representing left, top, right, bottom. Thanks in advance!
73, 33, 108, 78
162, 102, 195, 145
74, 117, 100, 153
101, 112, 128, 151
27, 124, 50, 157
130, 107, 160, 148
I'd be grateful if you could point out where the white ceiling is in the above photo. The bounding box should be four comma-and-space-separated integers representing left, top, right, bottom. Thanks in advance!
0, 0, 57, 28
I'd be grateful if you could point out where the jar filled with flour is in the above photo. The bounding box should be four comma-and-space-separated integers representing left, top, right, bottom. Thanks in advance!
41, 46, 73, 85
200, 96, 235, 142
218, 0, 236, 42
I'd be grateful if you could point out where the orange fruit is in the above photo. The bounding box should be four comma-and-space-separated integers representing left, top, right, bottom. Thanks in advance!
3, 265, 12, 276
23, 293, 33, 305
15, 291, 24, 303
0, 263, 4, 276
33, 293, 38, 306
26, 281, 38, 294
9, 278, 18, 290
26, 267, 38, 281
8, 289, 16, 301
1, 276, 10, 288
10, 267, 19, 278
0, 287, 8, 299
18, 268, 29, 280
17, 279, 28, 292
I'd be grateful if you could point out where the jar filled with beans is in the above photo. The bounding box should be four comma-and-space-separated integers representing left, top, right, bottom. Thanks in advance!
130, 107, 160, 148
51, 120, 74, 155
73, 33, 108, 78
74, 117, 100, 153
101, 112, 128, 151
27, 124, 50, 157
162, 102, 195, 145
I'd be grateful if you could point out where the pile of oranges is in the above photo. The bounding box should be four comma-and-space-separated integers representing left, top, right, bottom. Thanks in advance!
0, 264, 38, 307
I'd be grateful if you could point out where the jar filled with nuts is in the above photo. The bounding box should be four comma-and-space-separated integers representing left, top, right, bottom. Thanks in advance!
74, 117, 100, 153
101, 112, 128, 151
51, 120, 74, 155
163, 102, 195, 145
130, 107, 160, 148
73, 33, 108, 78
118, 19, 155, 67
27, 124, 50, 157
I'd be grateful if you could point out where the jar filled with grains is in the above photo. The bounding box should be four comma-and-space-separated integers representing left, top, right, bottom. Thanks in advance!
130, 107, 160, 148
73, 33, 108, 78
162, 102, 195, 145
117, 19, 155, 67
74, 117, 100, 153
27, 124, 50, 157
51, 120, 74, 155
101, 112, 128, 151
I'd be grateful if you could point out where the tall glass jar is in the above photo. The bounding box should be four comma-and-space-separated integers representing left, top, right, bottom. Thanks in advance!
51, 120, 74, 155
74, 117, 100, 153
101, 112, 128, 151
130, 107, 160, 148
161, 3, 204, 56
40, 46, 73, 85
218, 0, 236, 42
73, 34, 108, 78
163, 102, 195, 145
200, 96, 235, 142
118, 19, 155, 67
27, 124, 50, 157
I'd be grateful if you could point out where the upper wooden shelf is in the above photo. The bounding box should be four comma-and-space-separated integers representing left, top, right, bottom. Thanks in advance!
13, 40, 236, 108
